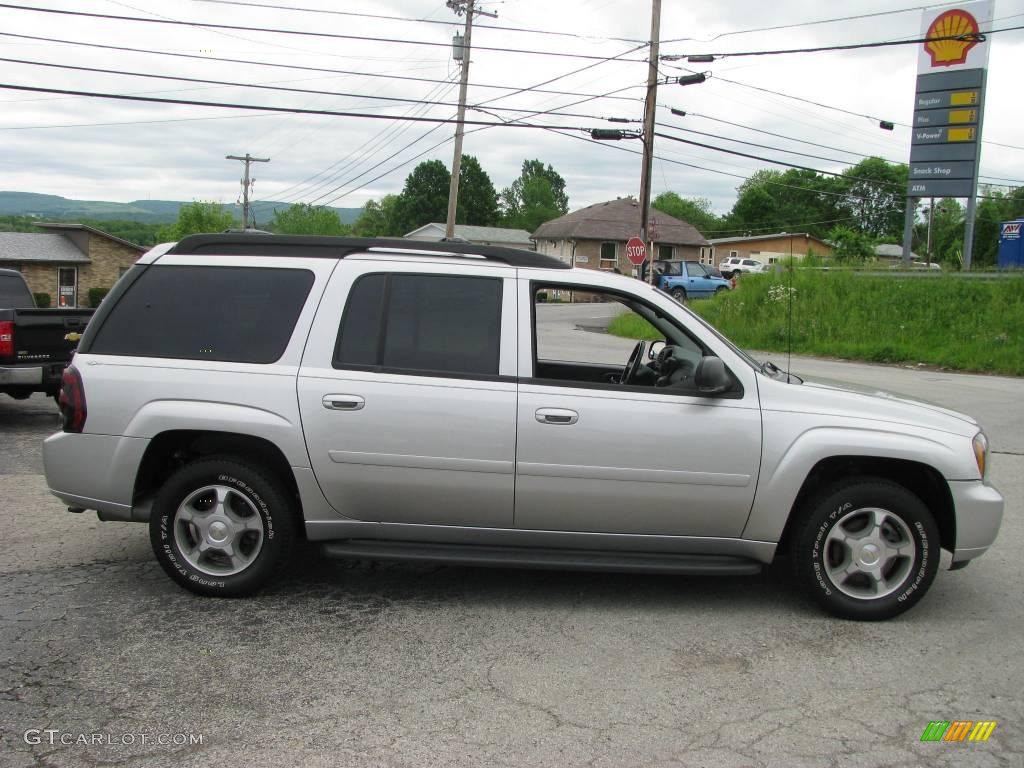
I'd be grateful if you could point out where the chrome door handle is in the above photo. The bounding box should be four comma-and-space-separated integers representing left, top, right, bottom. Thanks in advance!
323, 394, 365, 411
535, 408, 578, 425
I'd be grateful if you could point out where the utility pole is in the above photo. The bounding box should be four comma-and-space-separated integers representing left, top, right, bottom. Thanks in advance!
444, 0, 496, 239
227, 153, 269, 229
926, 197, 934, 268
638, 0, 662, 283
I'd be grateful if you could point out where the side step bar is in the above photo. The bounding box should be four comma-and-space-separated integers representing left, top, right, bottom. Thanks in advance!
320, 540, 762, 576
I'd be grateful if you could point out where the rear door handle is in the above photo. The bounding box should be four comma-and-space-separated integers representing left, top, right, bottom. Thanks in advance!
323, 394, 365, 411
535, 408, 578, 425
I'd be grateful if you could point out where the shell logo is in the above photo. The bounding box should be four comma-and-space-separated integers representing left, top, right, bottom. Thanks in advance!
924, 9, 981, 67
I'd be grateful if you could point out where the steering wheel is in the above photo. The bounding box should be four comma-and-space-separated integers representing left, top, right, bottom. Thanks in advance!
621, 340, 648, 385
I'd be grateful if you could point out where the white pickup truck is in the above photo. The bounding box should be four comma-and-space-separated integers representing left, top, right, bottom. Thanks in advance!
42, 235, 1003, 620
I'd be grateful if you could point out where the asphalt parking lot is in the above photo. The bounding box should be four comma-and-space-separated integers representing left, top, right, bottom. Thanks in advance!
1, 321, 1022, 766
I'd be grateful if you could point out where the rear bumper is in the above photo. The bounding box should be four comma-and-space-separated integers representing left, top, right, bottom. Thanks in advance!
43, 431, 149, 521
0, 365, 42, 385
950, 479, 1004, 564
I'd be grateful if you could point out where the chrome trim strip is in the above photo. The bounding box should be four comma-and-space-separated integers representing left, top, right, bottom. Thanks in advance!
328, 450, 514, 474
516, 461, 751, 486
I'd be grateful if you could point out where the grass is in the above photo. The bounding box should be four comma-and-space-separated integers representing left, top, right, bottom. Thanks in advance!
607, 271, 1024, 376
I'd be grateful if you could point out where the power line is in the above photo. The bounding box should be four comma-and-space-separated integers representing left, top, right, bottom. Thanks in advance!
0, 55, 635, 122
661, 25, 1024, 60
655, 121, 861, 167
0, 32, 644, 105
192, 0, 648, 44
0, 82, 603, 130
661, 1, 974, 44
0, 3, 649, 62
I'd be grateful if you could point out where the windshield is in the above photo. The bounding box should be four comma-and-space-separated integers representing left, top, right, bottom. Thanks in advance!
0, 273, 34, 308
654, 286, 762, 370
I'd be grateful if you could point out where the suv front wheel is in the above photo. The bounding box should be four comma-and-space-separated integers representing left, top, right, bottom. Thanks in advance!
792, 478, 939, 620
149, 457, 295, 597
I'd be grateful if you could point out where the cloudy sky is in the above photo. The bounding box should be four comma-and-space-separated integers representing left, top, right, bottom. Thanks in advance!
1, 0, 1022, 227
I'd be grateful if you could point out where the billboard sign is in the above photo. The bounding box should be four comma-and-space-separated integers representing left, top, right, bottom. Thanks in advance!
906, 1, 993, 199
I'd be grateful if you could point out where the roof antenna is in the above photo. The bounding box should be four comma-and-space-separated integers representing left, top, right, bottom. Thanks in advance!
786, 235, 794, 381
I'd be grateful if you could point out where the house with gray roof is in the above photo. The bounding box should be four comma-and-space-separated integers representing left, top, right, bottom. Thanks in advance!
404, 223, 534, 250
532, 198, 711, 274
0, 223, 145, 307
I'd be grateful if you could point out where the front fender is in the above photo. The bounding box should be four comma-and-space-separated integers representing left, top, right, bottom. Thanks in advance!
742, 421, 965, 542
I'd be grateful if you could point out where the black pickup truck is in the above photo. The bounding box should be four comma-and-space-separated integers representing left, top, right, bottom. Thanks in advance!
0, 268, 93, 401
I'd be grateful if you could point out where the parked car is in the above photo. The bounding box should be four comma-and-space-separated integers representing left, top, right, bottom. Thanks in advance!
642, 260, 731, 301
718, 257, 766, 278
0, 268, 93, 401
43, 235, 1002, 620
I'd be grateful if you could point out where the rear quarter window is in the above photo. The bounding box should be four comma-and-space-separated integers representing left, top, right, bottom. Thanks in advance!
88, 265, 314, 363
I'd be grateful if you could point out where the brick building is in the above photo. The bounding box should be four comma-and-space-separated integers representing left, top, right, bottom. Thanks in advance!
532, 198, 711, 274
0, 223, 145, 307
708, 232, 832, 265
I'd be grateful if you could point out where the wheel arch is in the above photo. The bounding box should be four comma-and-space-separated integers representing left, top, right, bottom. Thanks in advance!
133, 430, 301, 524
774, 455, 955, 557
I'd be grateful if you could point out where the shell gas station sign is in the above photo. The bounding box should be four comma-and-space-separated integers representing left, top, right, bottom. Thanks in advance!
907, 1, 992, 199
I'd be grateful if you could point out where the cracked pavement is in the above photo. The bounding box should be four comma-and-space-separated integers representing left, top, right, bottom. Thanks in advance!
1, 363, 1022, 767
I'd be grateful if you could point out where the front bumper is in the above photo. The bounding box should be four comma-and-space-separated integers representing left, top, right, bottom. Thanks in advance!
949, 479, 1004, 564
0, 365, 42, 385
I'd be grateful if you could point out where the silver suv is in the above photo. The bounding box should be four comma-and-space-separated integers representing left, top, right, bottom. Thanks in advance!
43, 235, 1003, 620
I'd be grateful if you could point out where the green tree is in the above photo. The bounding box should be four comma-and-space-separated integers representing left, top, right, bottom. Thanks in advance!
353, 194, 401, 237
156, 201, 235, 240
392, 159, 451, 234
500, 159, 569, 226
837, 157, 908, 240
651, 192, 720, 236
829, 225, 875, 262
455, 155, 499, 226
722, 169, 843, 239
269, 203, 350, 235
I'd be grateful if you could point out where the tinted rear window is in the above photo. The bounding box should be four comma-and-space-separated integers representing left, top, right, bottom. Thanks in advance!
334, 273, 502, 376
0, 273, 33, 308
89, 265, 314, 363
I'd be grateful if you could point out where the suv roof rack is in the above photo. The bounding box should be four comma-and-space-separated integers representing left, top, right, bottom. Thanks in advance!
166, 234, 570, 270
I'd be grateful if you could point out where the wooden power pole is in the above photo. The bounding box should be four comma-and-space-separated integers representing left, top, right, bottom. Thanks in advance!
638, 0, 662, 282
227, 153, 269, 228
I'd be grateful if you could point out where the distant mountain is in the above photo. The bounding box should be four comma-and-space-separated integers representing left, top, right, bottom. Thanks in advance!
0, 191, 362, 225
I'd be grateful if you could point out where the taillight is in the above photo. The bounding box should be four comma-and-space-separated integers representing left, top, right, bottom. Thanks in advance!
0, 321, 13, 358
58, 364, 87, 433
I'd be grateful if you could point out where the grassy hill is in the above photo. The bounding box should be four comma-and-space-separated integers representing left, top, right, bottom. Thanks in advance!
0, 191, 361, 225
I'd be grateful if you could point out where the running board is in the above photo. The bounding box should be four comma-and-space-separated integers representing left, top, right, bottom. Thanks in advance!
320, 540, 762, 575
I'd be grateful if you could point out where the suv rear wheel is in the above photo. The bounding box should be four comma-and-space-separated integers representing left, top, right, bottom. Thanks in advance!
149, 457, 295, 597
792, 477, 939, 620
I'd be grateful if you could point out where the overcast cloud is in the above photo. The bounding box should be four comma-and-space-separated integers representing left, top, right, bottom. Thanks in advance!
1, 0, 1022, 226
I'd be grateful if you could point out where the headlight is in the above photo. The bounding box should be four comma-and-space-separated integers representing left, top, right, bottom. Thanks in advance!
973, 431, 989, 479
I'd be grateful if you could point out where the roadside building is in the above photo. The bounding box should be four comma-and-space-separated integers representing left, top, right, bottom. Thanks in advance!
874, 243, 922, 265
532, 198, 711, 274
404, 223, 535, 250
0, 223, 145, 307
709, 232, 833, 265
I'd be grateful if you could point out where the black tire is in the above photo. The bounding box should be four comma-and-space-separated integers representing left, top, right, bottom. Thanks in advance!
149, 456, 296, 597
791, 477, 939, 621
715, 286, 728, 295
671, 287, 687, 302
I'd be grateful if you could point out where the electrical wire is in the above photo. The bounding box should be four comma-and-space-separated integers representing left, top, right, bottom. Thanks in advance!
192, 0, 648, 44
0, 82, 601, 131
0, 55, 635, 122
0, 3, 649, 62
661, 25, 1024, 60
0, 32, 644, 105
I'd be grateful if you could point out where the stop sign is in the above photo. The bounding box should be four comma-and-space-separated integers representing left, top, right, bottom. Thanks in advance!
625, 237, 647, 266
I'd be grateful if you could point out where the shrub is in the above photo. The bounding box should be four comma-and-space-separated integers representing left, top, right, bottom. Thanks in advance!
33, 292, 51, 308
88, 287, 110, 308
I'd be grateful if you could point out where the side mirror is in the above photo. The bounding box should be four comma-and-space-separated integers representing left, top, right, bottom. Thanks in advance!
648, 340, 665, 360
695, 356, 730, 395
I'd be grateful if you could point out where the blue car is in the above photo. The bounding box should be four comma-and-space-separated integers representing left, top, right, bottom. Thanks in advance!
643, 260, 732, 302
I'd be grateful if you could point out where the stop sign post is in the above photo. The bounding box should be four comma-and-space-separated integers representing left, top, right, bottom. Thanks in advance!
625, 237, 647, 267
